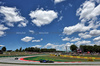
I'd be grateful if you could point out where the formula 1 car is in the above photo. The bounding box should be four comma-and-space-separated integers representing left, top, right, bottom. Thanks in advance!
15, 57, 18, 60
39, 60, 54, 63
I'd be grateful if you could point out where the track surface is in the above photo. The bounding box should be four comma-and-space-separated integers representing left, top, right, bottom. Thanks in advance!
0, 56, 100, 65
0, 64, 100, 66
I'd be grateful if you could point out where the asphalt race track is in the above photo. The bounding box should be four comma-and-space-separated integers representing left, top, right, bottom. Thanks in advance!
0, 64, 100, 66
0, 56, 100, 65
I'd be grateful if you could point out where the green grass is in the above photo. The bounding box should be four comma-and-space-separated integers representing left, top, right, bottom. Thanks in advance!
24, 56, 100, 62
80, 55, 100, 57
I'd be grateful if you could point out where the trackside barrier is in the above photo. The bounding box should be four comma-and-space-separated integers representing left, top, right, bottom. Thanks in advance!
50, 54, 100, 60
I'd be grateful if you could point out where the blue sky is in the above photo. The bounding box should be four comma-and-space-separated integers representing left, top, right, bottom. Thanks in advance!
0, 0, 100, 51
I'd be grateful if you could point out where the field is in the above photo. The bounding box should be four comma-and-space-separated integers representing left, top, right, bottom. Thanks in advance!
24, 55, 100, 62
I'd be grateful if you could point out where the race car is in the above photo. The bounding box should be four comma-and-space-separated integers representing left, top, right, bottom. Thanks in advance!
39, 60, 54, 63
15, 57, 18, 60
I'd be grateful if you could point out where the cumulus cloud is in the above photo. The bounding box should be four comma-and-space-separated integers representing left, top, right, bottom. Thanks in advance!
78, 32, 92, 39
44, 43, 73, 51
76, 1, 95, 22
0, 45, 4, 47
0, 31, 5, 37
44, 43, 56, 48
63, 0, 100, 35
29, 9, 58, 27
0, 24, 9, 37
71, 38, 81, 42
0, 6, 28, 27
94, 41, 100, 45
29, 30, 34, 34
62, 37, 70, 41
93, 36, 100, 41
76, 0, 100, 22
18, 22, 27, 27
75, 40, 91, 46
0, 24, 9, 31
63, 23, 92, 35
21, 36, 34, 42
54, 0, 65, 4
32, 45, 42, 48
62, 37, 81, 42
90, 29, 100, 36
32, 38, 43, 42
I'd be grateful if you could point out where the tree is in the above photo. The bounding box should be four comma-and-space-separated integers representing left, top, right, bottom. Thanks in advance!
41, 48, 56, 52
19, 47, 22, 52
80, 45, 98, 53
80, 45, 84, 52
70, 45, 77, 52
2, 47, 6, 52
15, 49, 19, 52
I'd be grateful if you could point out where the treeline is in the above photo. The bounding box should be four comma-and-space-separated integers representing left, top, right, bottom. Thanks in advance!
80, 45, 100, 53
70, 45, 100, 53
15, 47, 56, 52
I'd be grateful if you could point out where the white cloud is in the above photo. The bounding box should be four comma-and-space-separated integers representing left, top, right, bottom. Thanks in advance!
29, 30, 34, 34
94, 41, 100, 45
90, 29, 100, 36
18, 22, 28, 27
78, 32, 92, 39
0, 24, 9, 31
62, 37, 81, 42
0, 24, 9, 37
93, 36, 100, 41
76, 0, 100, 22
63, 0, 100, 35
54, 0, 65, 4
0, 31, 5, 37
44, 43, 73, 51
0, 6, 28, 27
62, 37, 70, 41
71, 38, 81, 42
0, 45, 4, 47
44, 43, 56, 48
75, 40, 91, 46
63, 23, 92, 35
21, 36, 34, 42
32, 45, 42, 48
32, 38, 43, 42
6, 23, 14, 27
29, 9, 58, 27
